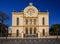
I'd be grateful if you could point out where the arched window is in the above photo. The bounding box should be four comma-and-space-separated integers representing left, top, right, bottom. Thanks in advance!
17, 17, 19, 26
43, 29, 45, 36
34, 28, 36, 34
42, 17, 45, 25
34, 19, 36, 24
26, 28, 28, 34
26, 19, 28, 24
30, 19, 32, 24
16, 30, 19, 37
30, 28, 32, 34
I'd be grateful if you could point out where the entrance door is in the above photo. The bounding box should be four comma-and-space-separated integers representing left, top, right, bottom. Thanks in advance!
16, 30, 19, 37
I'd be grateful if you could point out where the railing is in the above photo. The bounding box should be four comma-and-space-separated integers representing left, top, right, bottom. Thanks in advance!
24, 33, 38, 38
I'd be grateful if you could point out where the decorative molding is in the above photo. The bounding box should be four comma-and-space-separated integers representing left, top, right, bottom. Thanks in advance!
12, 25, 48, 27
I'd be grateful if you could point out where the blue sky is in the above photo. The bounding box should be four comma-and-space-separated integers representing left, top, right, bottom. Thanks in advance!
0, 0, 60, 27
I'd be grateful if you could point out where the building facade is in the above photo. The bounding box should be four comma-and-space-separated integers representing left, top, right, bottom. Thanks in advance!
12, 3, 49, 38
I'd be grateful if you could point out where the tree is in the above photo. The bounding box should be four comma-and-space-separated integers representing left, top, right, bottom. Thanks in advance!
0, 11, 9, 24
0, 23, 8, 37
49, 24, 60, 35
0, 11, 9, 37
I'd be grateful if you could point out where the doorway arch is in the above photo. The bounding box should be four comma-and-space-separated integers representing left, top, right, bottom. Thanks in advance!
16, 30, 19, 37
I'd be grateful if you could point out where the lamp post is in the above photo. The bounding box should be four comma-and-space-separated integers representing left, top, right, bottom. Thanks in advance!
6, 28, 8, 39
57, 29, 58, 39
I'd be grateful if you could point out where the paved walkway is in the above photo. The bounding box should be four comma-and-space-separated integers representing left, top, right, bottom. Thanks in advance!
0, 38, 60, 44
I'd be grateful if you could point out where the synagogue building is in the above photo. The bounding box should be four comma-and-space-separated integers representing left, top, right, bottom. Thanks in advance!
11, 3, 49, 38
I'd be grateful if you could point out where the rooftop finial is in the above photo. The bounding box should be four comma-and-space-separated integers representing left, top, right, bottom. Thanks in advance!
29, 3, 33, 6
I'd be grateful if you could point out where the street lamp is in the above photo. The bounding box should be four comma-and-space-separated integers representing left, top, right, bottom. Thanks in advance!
57, 29, 58, 39
6, 28, 8, 39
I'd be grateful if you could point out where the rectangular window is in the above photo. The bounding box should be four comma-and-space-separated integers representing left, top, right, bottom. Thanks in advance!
34, 28, 36, 34
30, 28, 32, 34
34, 19, 36, 24
17, 18, 19, 26
26, 28, 28, 34
42, 17, 45, 25
26, 19, 28, 24
30, 19, 32, 24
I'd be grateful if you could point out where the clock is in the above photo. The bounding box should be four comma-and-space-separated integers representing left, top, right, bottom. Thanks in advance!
27, 9, 35, 15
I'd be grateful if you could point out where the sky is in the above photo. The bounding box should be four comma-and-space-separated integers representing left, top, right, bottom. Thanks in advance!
0, 0, 60, 27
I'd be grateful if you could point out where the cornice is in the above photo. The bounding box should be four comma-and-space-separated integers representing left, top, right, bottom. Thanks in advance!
12, 25, 49, 27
